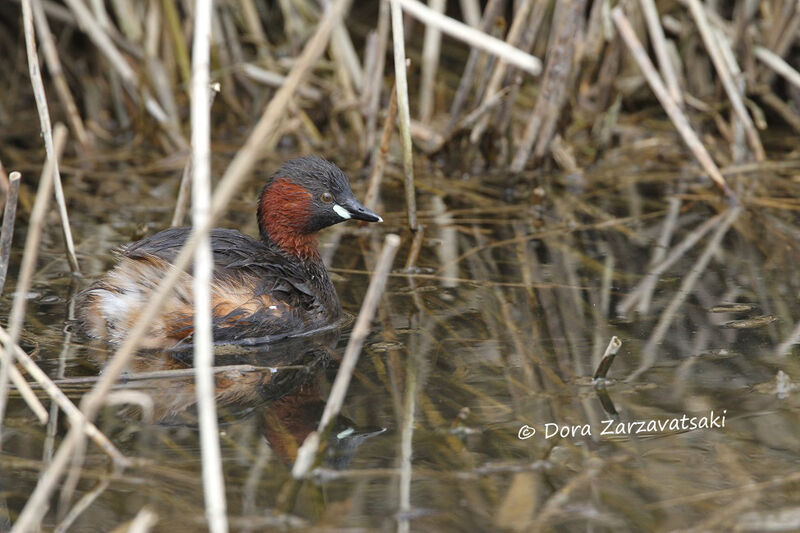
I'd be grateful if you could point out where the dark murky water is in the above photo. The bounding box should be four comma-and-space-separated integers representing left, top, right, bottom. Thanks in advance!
2, 145, 800, 532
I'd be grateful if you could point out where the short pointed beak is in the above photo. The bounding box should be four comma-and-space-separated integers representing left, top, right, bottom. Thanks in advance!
341, 198, 382, 223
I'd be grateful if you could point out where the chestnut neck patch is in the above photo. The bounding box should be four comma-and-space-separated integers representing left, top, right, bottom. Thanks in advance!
259, 178, 319, 260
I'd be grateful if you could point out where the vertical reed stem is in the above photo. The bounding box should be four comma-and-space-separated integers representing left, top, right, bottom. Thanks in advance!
191, 0, 229, 530
390, 0, 419, 231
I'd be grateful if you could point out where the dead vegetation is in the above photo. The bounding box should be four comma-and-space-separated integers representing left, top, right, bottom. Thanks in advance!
1, 0, 800, 531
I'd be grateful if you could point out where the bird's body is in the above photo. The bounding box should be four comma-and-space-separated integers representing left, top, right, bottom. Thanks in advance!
75, 156, 381, 349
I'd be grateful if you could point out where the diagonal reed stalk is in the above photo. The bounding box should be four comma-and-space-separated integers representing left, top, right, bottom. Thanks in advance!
612, 7, 736, 201
292, 233, 400, 478
22, 0, 79, 273
393, 0, 542, 75
0, 122, 69, 439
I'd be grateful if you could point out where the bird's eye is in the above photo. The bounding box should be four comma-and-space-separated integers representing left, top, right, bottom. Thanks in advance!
321, 192, 334, 204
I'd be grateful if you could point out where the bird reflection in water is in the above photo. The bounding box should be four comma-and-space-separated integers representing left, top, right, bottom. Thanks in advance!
82, 325, 385, 468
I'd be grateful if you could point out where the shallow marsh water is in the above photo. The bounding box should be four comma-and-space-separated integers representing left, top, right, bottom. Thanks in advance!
2, 141, 800, 532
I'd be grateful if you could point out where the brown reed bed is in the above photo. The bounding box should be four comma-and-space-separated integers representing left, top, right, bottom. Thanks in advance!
1, 0, 800, 531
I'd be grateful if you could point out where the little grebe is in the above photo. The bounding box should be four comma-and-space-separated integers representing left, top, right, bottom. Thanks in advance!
76, 156, 381, 348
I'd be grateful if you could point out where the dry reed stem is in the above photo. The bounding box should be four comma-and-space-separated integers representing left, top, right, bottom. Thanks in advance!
0, 325, 126, 462
330, 37, 366, 153
714, 25, 748, 163
403, 226, 425, 271
172, 84, 219, 228
191, 0, 228, 528
330, 17, 364, 92
239, 0, 271, 59
636, 195, 682, 314
418, 0, 445, 123
593, 336, 622, 379
103, 391, 154, 424
362, 0, 390, 155
54, 478, 110, 533
510, 0, 585, 171
240, 65, 322, 100
686, 0, 765, 161
754, 46, 800, 91
639, 0, 683, 106
617, 210, 724, 315
469, 0, 536, 143
458, 0, 480, 27
119, 507, 159, 533
0, 123, 67, 437
364, 86, 397, 212
23, 0, 80, 273
446, 0, 504, 133
49, 364, 294, 386
397, 326, 418, 533
60, 0, 186, 148
630, 206, 742, 381
12, 3, 352, 527
292, 234, 401, 478
171, 160, 193, 227
393, 0, 542, 76
611, 7, 736, 200
31, 0, 90, 148
390, 0, 419, 231
1, 349, 48, 427
431, 86, 511, 153
161, 0, 191, 85
0, 173, 21, 295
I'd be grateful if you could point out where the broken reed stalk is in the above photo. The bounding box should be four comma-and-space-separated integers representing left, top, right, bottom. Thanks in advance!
612, 7, 736, 201
639, 0, 683, 106
0, 124, 68, 437
22, 0, 80, 274
12, 3, 353, 528
0, 172, 21, 294
393, 0, 542, 76
593, 336, 623, 379
190, 0, 229, 529
292, 233, 401, 479
364, 86, 398, 211
629, 206, 742, 381
390, 0, 419, 231
686, 0, 765, 161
